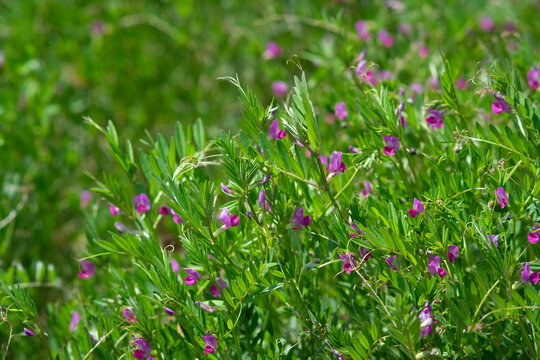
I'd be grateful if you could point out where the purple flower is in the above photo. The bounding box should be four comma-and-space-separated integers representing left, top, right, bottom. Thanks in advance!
272, 81, 288, 98
328, 151, 346, 174
383, 136, 400, 156
378, 29, 394, 47
332, 348, 344, 360
135, 193, 150, 214
78, 260, 96, 279
122, 307, 137, 322
355, 21, 369, 40
349, 146, 360, 153
411, 83, 424, 95
268, 119, 287, 140
219, 208, 239, 229
202, 333, 218, 355
221, 183, 232, 194
195, 301, 217, 313
425, 109, 444, 129
487, 234, 500, 248
528, 223, 539, 244
521, 263, 539, 285
91, 20, 105, 36
108, 202, 121, 216
184, 268, 201, 286
133, 338, 152, 359
69, 311, 80, 332
209, 278, 228, 297
398, 23, 411, 35
259, 173, 271, 185
171, 209, 184, 224
480, 16, 495, 32
408, 198, 425, 218
456, 77, 468, 90
159, 205, 171, 215
292, 208, 311, 230
419, 301, 434, 337
115, 222, 133, 234
258, 189, 271, 211
171, 258, 180, 273
386, 255, 399, 271
447, 245, 459, 263
24, 327, 35, 336
429, 76, 439, 88
163, 306, 176, 315
359, 245, 372, 261
427, 255, 446, 278
492, 93, 511, 114
334, 102, 348, 121
494, 187, 509, 208
263, 42, 282, 59
527, 68, 540, 90
339, 252, 356, 274
80, 191, 91, 208
356, 60, 367, 79
418, 44, 429, 58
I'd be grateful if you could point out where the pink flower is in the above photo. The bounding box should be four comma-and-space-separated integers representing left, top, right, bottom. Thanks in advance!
339, 252, 356, 274
209, 278, 228, 297
456, 77, 468, 90
418, 44, 429, 58
135, 193, 150, 214
80, 191, 91, 208
268, 119, 287, 140
109, 202, 121, 216
292, 208, 311, 230
272, 81, 288, 98
487, 235, 500, 248
171, 210, 184, 224
133, 338, 153, 359
219, 208, 239, 229
195, 301, 217, 312
378, 29, 394, 47
528, 223, 539, 244
491, 93, 511, 114
171, 258, 180, 272
386, 255, 399, 271
335, 102, 348, 121
122, 307, 137, 322
429, 76, 439, 89
411, 83, 424, 95
159, 205, 171, 215
425, 109, 444, 129
521, 263, 539, 285
447, 245, 459, 263
408, 198, 425, 218
355, 21, 370, 40
480, 16, 495, 32
328, 151, 346, 174
258, 189, 271, 211
78, 260, 96, 279
184, 268, 201, 286
69, 311, 80, 332
263, 42, 282, 59
163, 306, 176, 315
527, 68, 540, 90
202, 333, 218, 355
428, 255, 446, 278
383, 135, 400, 156
419, 301, 434, 337
494, 187, 509, 208
397, 23, 411, 35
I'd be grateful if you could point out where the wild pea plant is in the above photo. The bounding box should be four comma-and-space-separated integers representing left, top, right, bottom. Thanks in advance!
2, 6, 540, 360
6, 60, 540, 359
